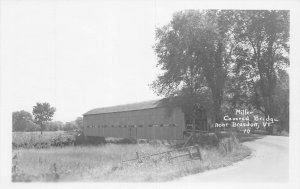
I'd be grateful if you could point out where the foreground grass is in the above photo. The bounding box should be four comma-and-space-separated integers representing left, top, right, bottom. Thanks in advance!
12, 139, 251, 182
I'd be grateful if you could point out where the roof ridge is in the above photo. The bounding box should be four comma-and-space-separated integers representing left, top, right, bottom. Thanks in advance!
83, 99, 162, 116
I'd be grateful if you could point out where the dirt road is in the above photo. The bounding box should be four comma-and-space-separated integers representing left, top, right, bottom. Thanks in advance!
177, 135, 289, 182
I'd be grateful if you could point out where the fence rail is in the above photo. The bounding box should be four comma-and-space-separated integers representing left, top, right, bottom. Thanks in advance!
121, 145, 202, 165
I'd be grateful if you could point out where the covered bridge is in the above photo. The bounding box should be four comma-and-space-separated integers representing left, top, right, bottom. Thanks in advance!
83, 99, 207, 140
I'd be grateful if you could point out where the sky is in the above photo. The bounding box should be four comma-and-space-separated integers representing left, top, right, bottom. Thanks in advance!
1, 0, 298, 123
1, 0, 187, 122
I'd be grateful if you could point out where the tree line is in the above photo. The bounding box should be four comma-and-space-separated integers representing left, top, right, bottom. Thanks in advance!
12, 102, 83, 133
152, 10, 289, 134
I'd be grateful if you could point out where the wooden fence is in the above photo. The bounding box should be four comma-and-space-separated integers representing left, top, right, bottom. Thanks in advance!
121, 145, 202, 165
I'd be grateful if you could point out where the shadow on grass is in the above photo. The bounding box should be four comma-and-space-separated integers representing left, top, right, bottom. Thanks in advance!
236, 133, 265, 143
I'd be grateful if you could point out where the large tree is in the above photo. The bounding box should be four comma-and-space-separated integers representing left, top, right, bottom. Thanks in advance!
231, 10, 289, 134
12, 110, 36, 132
32, 102, 56, 134
75, 117, 84, 130
152, 10, 235, 128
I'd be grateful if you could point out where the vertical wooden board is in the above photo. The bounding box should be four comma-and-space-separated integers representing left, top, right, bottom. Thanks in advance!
106, 113, 111, 126
112, 126, 118, 138
90, 128, 95, 137
154, 127, 162, 139
114, 112, 120, 127
126, 127, 131, 138
173, 108, 184, 139
139, 111, 146, 126
151, 110, 158, 125
110, 127, 115, 138
102, 127, 107, 137
118, 127, 123, 138
118, 112, 123, 125
97, 125, 102, 137
130, 111, 137, 125
100, 114, 105, 126
159, 127, 170, 140
139, 111, 146, 125
159, 109, 166, 124
124, 111, 130, 125
166, 127, 174, 140
149, 126, 156, 140
163, 127, 170, 139
83, 117, 87, 135
118, 127, 124, 138
129, 127, 136, 139
171, 126, 178, 139
83, 127, 88, 136
127, 111, 133, 125
146, 110, 153, 126
116, 127, 124, 138
116, 113, 122, 127
136, 127, 141, 139
144, 127, 150, 139
138, 127, 147, 139
115, 127, 121, 138
142, 127, 149, 139
132, 111, 139, 125
108, 127, 114, 137
109, 127, 114, 138
88, 119, 94, 136
96, 115, 101, 137
107, 113, 112, 126
152, 127, 156, 140
142, 111, 149, 126
130, 111, 136, 125
114, 113, 118, 126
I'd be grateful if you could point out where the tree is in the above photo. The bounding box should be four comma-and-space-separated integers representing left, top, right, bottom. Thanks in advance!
45, 121, 62, 131
75, 117, 84, 130
12, 110, 36, 132
231, 10, 289, 134
63, 122, 77, 131
53, 121, 65, 131
32, 102, 56, 134
152, 10, 235, 128
272, 70, 289, 132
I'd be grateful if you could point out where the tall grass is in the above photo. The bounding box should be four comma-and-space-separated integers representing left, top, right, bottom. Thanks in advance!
12, 135, 251, 182
12, 131, 76, 149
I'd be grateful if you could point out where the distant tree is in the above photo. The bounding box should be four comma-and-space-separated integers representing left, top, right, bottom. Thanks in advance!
12, 110, 36, 132
45, 121, 60, 131
75, 117, 84, 130
53, 121, 65, 131
32, 102, 56, 134
64, 122, 77, 131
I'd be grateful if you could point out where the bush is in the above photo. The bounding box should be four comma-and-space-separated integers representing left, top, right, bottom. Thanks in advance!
12, 131, 76, 149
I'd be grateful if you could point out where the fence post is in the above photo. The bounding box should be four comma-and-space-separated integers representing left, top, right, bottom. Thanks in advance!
136, 152, 142, 163
227, 139, 232, 152
223, 143, 228, 155
188, 148, 193, 159
167, 151, 172, 164
196, 145, 202, 161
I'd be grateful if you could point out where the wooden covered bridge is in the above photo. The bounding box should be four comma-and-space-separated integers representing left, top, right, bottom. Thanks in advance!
83, 99, 208, 140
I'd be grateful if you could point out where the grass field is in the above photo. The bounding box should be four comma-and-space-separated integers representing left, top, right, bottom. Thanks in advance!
12, 131, 77, 148
12, 132, 251, 182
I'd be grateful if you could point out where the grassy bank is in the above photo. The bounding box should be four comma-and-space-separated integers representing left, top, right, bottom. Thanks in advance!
12, 135, 251, 182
